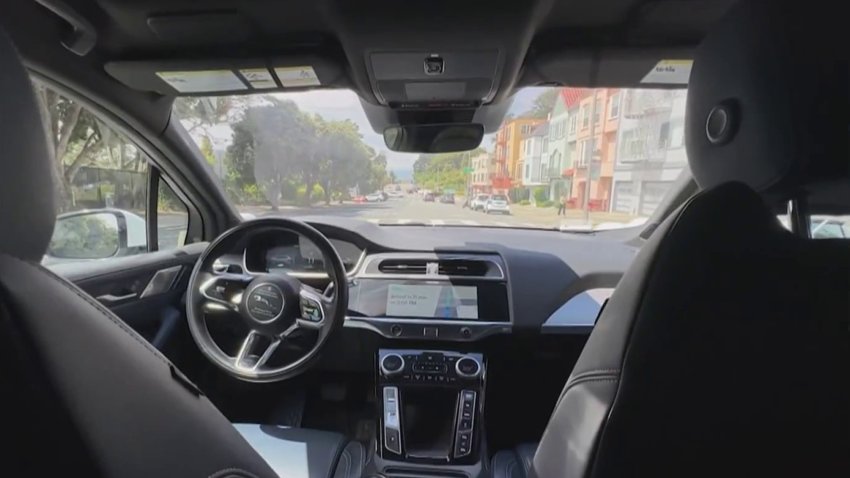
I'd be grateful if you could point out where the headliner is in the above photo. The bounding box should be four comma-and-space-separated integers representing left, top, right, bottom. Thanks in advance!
0, 0, 737, 133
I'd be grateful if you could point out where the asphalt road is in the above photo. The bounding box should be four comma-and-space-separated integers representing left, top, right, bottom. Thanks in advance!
250, 197, 586, 229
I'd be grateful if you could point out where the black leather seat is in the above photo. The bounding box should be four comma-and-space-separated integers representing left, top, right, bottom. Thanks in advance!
492, 1, 849, 477
0, 28, 362, 478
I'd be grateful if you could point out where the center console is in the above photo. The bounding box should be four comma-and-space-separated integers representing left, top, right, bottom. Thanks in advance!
377, 348, 486, 470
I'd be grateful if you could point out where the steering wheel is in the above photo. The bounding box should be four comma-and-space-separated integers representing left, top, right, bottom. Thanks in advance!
186, 218, 348, 382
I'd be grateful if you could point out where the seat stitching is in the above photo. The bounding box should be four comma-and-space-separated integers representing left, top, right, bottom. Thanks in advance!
339, 448, 351, 478
7, 255, 169, 367
208, 467, 261, 478
507, 459, 517, 478
568, 369, 620, 382
566, 376, 619, 388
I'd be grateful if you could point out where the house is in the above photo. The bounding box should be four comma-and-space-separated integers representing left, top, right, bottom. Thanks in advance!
545, 88, 584, 201
610, 89, 688, 216
492, 117, 545, 192
569, 88, 621, 211
520, 123, 549, 189
470, 152, 492, 194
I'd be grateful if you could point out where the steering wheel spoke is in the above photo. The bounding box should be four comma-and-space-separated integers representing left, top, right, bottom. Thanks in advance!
297, 285, 330, 329
234, 330, 281, 371
199, 272, 254, 312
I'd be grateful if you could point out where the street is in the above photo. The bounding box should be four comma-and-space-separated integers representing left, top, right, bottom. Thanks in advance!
243, 196, 641, 230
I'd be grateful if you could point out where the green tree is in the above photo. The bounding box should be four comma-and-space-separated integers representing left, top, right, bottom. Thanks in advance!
34, 85, 149, 212
522, 89, 559, 119
199, 136, 217, 167
413, 148, 484, 191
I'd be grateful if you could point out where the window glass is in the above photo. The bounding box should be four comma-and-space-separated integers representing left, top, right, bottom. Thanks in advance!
778, 214, 850, 239
609, 93, 620, 119
174, 87, 689, 232
157, 181, 189, 250
34, 83, 188, 265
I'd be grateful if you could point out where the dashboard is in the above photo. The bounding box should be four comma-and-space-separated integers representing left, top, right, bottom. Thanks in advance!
244, 229, 364, 275
229, 217, 636, 341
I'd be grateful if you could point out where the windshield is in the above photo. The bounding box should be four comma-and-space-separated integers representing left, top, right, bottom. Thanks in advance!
174, 87, 688, 230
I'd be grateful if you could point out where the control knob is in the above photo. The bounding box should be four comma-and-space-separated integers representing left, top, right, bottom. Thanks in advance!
455, 356, 482, 378
380, 353, 405, 377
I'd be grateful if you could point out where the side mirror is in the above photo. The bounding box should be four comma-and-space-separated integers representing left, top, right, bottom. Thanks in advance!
45, 210, 145, 262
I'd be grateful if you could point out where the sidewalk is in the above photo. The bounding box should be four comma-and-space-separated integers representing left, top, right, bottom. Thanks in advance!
506, 203, 639, 226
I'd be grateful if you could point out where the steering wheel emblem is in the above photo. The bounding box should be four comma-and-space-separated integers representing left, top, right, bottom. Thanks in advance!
246, 283, 285, 323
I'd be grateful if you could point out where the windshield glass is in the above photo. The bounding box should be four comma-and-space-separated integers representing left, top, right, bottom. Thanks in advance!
174, 87, 688, 230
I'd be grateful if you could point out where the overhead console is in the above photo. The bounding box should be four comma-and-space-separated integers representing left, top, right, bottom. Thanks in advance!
345, 252, 512, 341
368, 50, 500, 107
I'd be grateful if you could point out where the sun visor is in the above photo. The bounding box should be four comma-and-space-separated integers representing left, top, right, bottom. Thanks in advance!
104, 55, 346, 96
527, 48, 694, 88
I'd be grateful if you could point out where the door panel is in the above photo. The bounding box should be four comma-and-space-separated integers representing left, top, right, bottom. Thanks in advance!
50, 242, 207, 355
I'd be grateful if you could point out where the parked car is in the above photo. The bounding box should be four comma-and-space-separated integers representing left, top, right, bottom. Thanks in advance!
470, 194, 490, 211
439, 193, 455, 204
387, 191, 404, 199
352, 195, 367, 203
423, 192, 435, 202
485, 194, 511, 215
365, 192, 385, 202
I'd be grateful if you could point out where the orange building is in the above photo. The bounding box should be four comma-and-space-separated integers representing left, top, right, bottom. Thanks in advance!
569, 88, 621, 211
492, 117, 544, 191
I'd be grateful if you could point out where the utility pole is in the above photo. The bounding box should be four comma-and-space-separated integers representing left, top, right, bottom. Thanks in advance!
583, 90, 599, 223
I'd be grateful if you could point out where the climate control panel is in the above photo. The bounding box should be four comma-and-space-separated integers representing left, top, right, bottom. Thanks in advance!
378, 349, 484, 385
377, 349, 485, 465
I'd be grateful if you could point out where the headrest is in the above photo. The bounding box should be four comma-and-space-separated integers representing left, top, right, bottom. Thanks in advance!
0, 29, 56, 261
686, 0, 847, 198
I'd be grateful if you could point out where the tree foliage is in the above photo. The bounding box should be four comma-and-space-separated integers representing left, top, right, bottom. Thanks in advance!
522, 89, 559, 119
219, 96, 390, 207
413, 148, 484, 192
35, 85, 147, 212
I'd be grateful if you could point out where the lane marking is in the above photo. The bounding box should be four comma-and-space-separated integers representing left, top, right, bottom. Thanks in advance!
366, 218, 380, 224
493, 221, 511, 227
431, 219, 446, 225
397, 219, 413, 224
461, 220, 479, 226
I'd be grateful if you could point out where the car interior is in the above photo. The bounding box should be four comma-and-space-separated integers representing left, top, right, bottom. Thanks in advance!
0, 0, 847, 477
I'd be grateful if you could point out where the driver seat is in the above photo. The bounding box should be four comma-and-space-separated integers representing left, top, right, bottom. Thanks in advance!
0, 29, 361, 478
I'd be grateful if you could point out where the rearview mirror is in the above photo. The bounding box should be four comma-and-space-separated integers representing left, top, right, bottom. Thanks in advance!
383, 123, 484, 153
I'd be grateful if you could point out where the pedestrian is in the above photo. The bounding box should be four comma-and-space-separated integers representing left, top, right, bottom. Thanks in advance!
557, 193, 567, 216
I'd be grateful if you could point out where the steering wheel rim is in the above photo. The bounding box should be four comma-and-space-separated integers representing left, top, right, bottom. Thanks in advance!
186, 218, 348, 382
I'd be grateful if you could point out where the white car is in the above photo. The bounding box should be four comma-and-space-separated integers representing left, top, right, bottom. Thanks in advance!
365, 192, 385, 202
470, 194, 490, 211
485, 194, 511, 214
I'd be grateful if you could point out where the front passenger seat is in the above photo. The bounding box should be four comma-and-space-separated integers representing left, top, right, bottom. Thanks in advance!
495, 1, 849, 476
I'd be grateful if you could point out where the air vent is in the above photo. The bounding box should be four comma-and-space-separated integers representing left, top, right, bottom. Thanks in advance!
438, 259, 489, 277
378, 259, 429, 274
377, 258, 496, 277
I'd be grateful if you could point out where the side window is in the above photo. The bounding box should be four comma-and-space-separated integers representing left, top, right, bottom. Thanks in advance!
34, 84, 189, 265
157, 180, 189, 250
778, 214, 849, 239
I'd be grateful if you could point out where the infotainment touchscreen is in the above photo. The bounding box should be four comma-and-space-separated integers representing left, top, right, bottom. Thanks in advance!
385, 284, 478, 319
348, 279, 510, 321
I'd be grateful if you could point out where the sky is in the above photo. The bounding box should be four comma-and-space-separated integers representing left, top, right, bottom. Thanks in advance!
186, 87, 544, 181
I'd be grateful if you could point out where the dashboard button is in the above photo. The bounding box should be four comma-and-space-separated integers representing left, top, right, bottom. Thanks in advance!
390, 324, 403, 337
385, 428, 401, 454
